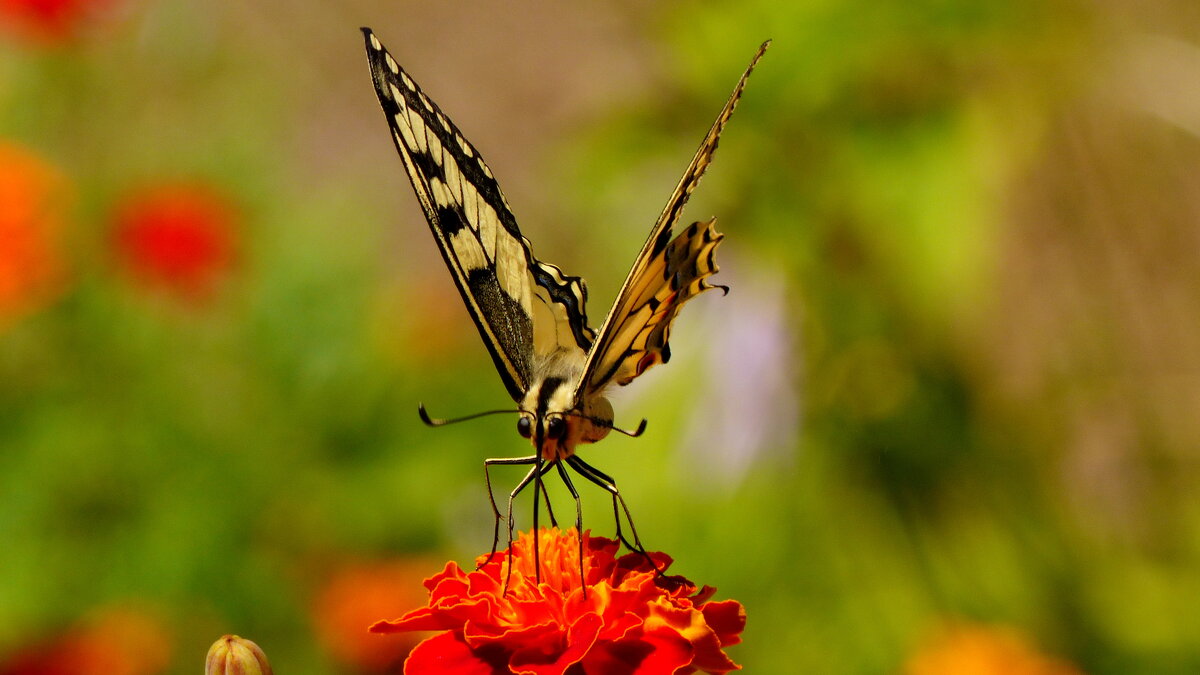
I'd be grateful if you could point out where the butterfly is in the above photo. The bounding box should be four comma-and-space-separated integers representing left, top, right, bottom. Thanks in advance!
362, 27, 768, 577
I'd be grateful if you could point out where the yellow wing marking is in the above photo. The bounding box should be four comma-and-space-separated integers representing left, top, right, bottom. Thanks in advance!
588, 219, 725, 388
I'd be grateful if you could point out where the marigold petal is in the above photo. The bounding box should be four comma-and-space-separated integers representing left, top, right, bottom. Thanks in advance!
425, 561, 467, 590
645, 603, 739, 674
508, 612, 602, 675
691, 586, 717, 605
403, 631, 506, 675
372, 607, 450, 633
579, 627, 693, 675
463, 617, 557, 648
699, 601, 745, 648
613, 551, 672, 579
687, 636, 740, 675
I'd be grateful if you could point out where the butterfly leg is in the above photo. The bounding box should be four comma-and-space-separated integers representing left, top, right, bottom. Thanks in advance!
531, 456, 545, 584
486, 456, 558, 593
554, 460, 588, 597
481, 455, 537, 570
541, 468, 560, 529
565, 455, 653, 562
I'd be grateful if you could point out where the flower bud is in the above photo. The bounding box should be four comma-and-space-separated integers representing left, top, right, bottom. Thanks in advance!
205, 635, 272, 675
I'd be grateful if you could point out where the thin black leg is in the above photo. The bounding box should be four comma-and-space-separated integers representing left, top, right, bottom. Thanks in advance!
499, 457, 556, 592
555, 460, 587, 597
542, 481, 559, 529
481, 455, 537, 568
566, 455, 658, 572
530, 456, 548, 586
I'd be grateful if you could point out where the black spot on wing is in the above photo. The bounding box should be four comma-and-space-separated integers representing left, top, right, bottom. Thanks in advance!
436, 204, 467, 236
465, 266, 533, 383
458, 265, 530, 396
650, 225, 673, 257
364, 29, 522, 242
670, 269, 684, 291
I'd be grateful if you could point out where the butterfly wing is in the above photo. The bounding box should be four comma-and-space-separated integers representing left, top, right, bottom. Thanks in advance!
362, 29, 593, 401
577, 41, 769, 397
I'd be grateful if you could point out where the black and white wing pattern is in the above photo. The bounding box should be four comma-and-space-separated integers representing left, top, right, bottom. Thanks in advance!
576, 40, 770, 398
362, 28, 593, 402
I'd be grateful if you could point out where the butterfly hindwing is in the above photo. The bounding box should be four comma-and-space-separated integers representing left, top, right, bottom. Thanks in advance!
531, 260, 596, 354
362, 28, 593, 400
586, 218, 726, 388
577, 40, 770, 397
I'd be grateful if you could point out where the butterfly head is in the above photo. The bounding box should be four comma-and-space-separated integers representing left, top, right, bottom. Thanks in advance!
518, 377, 613, 461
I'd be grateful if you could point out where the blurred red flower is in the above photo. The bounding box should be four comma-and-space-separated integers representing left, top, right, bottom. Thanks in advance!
110, 183, 239, 301
372, 528, 745, 675
312, 559, 436, 673
0, 606, 172, 675
0, 141, 67, 328
0, 0, 114, 44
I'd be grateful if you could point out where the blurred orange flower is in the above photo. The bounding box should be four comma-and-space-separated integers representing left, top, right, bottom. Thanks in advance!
110, 183, 239, 302
312, 559, 435, 673
372, 527, 745, 675
0, 141, 67, 328
0, 0, 113, 44
904, 622, 1086, 675
0, 606, 172, 675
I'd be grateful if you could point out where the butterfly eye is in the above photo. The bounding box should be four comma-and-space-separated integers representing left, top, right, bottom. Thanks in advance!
546, 416, 566, 440
516, 417, 532, 439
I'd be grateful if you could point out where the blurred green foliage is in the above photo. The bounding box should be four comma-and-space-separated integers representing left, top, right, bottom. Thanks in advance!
2, 1, 1199, 674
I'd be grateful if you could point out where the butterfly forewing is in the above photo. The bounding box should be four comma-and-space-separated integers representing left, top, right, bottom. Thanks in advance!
362, 29, 594, 400
577, 40, 770, 397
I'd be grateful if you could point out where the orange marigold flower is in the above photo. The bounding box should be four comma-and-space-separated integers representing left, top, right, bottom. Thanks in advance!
371, 528, 746, 675
110, 183, 238, 301
0, 0, 114, 44
312, 559, 435, 672
904, 622, 1086, 675
0, 141, 67, 328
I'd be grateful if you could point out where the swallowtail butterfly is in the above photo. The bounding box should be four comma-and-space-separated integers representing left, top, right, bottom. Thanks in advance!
362, 28, 767, 578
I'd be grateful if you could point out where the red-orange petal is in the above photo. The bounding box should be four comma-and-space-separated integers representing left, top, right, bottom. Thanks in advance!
508, 611, 602, 675
700, 601, 745, 648
579, 628, 694, 675
463, 618, 557, 648
403, 631, 504, 675
645, 603, 739, 674
372, 607, 447, 633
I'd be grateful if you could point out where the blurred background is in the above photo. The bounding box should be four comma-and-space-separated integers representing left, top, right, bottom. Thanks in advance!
2, 1, 1199, 673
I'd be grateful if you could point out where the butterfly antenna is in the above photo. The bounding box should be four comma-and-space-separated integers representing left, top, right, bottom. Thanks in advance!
614, 419, 648, 438
417, 404, 522, 427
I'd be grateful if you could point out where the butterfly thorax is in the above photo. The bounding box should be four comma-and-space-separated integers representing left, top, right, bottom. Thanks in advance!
518, 349, 612, 461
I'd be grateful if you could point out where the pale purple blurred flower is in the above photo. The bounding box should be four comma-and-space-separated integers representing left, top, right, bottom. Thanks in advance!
669, 261, 800, 490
